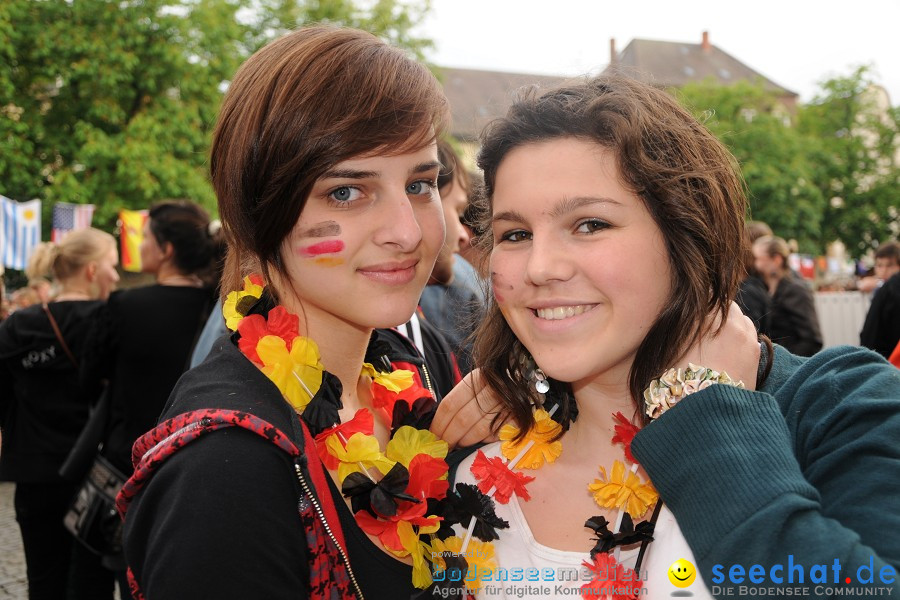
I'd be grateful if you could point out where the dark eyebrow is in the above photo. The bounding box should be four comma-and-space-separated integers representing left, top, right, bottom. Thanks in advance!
320, 161, 442, 181
492, 210, 528, 225
548, 196, 620, 218
321, 168, 378, 180
491, 197, 620, 226
411, 161, 442, 175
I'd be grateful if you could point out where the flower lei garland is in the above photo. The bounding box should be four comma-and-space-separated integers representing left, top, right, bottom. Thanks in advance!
224, 276, 499, 595
455, 364, 744, 599
459, 399, 657, 599
224, 276, 740, 598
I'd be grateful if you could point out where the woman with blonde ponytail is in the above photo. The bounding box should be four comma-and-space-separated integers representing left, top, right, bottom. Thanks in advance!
0, 227, 120, 600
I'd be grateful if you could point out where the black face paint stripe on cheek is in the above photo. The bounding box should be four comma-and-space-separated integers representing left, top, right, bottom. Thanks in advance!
301, 221, 341, 238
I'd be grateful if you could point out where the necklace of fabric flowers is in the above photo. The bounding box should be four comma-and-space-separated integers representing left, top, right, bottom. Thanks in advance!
224, 276, 498, 594
452, 395, 660, 599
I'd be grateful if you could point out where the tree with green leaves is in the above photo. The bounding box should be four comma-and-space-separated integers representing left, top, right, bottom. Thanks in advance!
676, 68, 899, 257
0, 0, 432, 234
798, 66, 900, 254
676, 79, 826, 253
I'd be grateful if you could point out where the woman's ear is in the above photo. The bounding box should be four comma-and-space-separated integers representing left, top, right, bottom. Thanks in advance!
161, 241, 175, 261
85, 261, 98, 282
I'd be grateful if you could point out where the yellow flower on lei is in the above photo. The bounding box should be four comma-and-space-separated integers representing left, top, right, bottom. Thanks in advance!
325, 432, 396, 483
361, 363, 415, 393
223, 275, 264, 331
499, 408, 563, 469
432, 536, 496, 592
588, 460, 658, 518
255, 334, 323, 412
391, 521, 441, 589
385, 426, 449, 467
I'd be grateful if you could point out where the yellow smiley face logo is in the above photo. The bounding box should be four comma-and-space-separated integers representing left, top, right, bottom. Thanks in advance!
668, 559, 696, 587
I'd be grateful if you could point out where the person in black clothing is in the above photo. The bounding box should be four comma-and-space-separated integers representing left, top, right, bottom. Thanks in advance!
83, 201, 220, 478
859, 241, 900, 358
736, 224, 771, 335
753, 235, 822, 356
81, 201, 219, 594
0, 228, 119, 600
122, 26, 455, 599
860, 271, 900, 358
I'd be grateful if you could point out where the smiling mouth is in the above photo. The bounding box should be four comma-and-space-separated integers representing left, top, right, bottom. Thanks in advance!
672, 573, 690, 581
533, 304, 597, 320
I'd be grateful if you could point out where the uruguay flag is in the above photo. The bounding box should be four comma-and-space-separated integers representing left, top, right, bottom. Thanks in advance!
0, 195, 42, 270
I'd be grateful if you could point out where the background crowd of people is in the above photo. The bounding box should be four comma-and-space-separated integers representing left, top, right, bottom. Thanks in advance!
0, 25, 897, 600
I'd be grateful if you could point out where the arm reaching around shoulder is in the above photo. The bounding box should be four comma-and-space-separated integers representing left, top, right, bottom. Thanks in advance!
431, 369, 507, 448
678, 301, 761, 390
123, 428, 311, 599
633, 346, 900, 598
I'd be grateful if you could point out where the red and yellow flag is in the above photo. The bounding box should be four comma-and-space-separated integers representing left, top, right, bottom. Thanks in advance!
119, 209, 148, 272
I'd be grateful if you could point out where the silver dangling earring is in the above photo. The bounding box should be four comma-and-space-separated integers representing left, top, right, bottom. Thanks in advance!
519, 351, 550, 395
532, 367, 550, 394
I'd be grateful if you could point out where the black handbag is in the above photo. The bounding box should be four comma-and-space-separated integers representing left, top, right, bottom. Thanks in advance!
62, 453, 127, 556
59, 381, 128, 556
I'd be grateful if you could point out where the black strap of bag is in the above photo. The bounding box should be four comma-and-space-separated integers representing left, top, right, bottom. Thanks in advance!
43, 303, 79, 367
59, 385, 111, 481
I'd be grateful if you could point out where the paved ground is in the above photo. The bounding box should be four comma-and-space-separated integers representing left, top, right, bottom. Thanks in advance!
0, 483, 122, 600
0, 483, 27, 599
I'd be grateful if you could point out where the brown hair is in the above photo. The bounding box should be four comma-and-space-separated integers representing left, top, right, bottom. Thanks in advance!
746, 220, 773, 243
875, 241, 900, 264
437, 138, 470, 195
147, 200, 222, 285
211, 26, 449, 298
754, 235, 791, 269
473, 75, 749, 433
26, 228, 116, 283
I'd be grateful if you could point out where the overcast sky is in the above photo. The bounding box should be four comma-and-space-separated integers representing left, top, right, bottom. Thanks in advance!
420, 0, 900, 104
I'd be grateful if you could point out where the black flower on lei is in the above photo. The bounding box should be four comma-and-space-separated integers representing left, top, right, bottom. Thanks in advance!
391, 396, 437, 434
443, 483, 509, 542
585, 513, 655, 558
300, 372, 343, 437
341, 462, 420, 517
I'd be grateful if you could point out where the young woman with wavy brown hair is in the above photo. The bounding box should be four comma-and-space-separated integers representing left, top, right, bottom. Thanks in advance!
440, 76, 900, 599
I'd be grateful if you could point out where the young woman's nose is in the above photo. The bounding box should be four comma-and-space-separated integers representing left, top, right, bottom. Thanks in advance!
372, 191, 424, 252
524, 233, 576, 286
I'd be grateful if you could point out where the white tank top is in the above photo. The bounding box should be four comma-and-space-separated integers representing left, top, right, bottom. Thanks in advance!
451, 442, 714, 600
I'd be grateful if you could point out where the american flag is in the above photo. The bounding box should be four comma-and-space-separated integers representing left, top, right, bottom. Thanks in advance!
52, 202, 95, 242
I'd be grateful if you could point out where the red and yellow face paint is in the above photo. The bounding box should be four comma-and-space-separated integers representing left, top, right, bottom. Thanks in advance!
296, 221, 345, 266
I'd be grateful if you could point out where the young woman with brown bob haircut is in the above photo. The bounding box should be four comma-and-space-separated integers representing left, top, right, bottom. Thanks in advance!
441, 75, 900, 598
120, 26, 462, 599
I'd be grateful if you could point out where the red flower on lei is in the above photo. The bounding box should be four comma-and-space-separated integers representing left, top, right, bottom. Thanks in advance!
610, 412, 640, 464
580, 552, 643, 599
237, 306, 300, 364
470, 449, 535, 504
371, 376, 433, 423
315, 409, 375, 470
406, 453, 450, 500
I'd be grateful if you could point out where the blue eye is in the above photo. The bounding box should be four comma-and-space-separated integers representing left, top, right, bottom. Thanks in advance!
328, 187, 361, 204
406, 180, 436, 195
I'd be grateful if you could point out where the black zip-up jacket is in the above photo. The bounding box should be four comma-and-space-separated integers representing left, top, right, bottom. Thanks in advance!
123, 333, 418, 599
